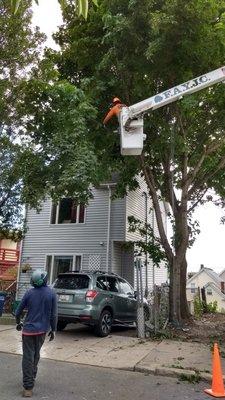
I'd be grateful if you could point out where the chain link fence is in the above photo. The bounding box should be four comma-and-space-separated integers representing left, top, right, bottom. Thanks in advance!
145, 284, 169, 336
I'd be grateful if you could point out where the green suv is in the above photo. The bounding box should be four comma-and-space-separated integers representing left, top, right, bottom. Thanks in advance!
53, 271, 150, 337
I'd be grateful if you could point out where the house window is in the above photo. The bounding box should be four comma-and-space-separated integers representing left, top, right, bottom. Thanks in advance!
191, 283, 196, 294
45, 254, 83, 284
207, 287, 213, 295
50, 199, 86, 224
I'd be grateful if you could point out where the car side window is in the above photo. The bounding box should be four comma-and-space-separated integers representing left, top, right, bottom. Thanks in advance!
96, 276, 108, 291
118, 279, 134, 295
107, 276, 119, 293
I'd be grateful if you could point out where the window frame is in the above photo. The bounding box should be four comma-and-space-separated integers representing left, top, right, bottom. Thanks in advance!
45, 253, 83, 284
190, 283, 196, 294
206, 287, 213, 296
50, 200, 86, 225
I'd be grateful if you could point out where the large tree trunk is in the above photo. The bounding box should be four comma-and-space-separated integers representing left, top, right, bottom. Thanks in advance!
169, 257, 182, 326
180, 257, 191, 319
169, 205, 190, 326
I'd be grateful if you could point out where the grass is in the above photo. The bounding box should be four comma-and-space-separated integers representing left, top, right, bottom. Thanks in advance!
179, 372, 201, 383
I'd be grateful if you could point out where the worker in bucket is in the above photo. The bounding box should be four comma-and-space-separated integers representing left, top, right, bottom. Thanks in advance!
103, 97, 126, 125
15, 270, 57, 398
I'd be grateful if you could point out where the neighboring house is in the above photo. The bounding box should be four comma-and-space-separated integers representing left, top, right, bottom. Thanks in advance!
17, 175, 168, 298
0, 238, 20, 275
186, 265, 225, 313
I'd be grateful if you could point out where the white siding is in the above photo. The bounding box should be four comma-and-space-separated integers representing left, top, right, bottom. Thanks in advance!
18, 187, 125, 298
126, 175, 168, 290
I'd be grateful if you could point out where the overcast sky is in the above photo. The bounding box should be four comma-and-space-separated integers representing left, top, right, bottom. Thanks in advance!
32, 0, 225, 273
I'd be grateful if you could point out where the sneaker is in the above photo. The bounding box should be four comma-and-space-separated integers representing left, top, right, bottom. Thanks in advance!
22, 389, 33, 397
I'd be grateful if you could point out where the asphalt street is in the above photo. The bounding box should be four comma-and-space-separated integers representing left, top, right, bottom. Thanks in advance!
0, 352, 210, 400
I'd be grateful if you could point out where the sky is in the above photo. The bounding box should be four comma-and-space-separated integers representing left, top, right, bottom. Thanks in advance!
31, 0, 225, 273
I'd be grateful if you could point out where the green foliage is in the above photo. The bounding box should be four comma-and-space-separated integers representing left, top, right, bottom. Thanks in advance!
127, 215, 167, 267
207, 301, 218, 313
194, 295, 204, 318
194, 297, 218, 317
179, 372, 201, 384
18, 78, 101, 205
0, 0, 45, 232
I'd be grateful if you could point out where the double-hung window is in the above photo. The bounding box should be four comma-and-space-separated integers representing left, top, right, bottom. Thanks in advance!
51, 198, 86, 224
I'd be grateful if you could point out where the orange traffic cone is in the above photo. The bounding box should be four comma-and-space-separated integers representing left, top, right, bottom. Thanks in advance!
205, 343, 225, 398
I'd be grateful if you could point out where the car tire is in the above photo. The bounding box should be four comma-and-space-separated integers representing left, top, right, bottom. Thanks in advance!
57, 321, 67, 331
94, 309, 112, 337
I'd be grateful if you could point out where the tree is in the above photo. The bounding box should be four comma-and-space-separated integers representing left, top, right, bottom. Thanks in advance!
50, 0, 225, 324
0, 0, 44, 232
1, 0, 101, 233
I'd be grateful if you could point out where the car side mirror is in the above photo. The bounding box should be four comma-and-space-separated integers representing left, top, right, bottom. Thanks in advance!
134, 291, 137, 299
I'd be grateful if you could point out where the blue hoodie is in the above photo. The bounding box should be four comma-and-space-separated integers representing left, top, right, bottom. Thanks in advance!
15, 285, 57, 334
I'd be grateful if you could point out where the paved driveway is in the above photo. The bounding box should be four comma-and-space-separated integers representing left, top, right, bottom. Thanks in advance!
0, 323, 154, 370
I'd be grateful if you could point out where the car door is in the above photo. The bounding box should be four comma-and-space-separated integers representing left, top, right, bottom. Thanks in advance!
106, 276, 121, 320
117, 278, 137, 321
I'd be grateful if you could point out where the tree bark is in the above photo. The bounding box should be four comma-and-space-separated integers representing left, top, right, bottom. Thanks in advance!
180, 257, 191, 319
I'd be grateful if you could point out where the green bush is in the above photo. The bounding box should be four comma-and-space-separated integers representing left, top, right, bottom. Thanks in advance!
193, 296, 203, 318
207, 301, 218, 313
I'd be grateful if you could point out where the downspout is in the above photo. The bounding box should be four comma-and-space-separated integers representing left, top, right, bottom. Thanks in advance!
106, 185, 111, 272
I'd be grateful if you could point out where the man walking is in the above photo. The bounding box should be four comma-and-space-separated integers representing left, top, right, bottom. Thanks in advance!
15, 270, 57, 398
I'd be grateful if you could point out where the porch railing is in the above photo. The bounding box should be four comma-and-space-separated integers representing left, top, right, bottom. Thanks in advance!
0, 248, 20, 264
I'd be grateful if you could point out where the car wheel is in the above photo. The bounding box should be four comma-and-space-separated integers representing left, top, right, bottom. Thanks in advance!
94, 309, 112, 337
57, 321, 67, 331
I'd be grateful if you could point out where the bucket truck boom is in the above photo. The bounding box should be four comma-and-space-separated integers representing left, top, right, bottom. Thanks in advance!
119, 66, 225, 155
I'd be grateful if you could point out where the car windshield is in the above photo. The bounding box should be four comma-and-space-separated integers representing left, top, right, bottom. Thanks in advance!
53, 274, 90, 290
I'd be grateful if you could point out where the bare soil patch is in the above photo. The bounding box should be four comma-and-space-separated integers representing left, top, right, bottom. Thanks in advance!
170, 313, 225, 346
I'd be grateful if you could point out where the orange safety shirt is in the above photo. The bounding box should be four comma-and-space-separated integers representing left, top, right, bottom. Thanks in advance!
103, 103, 126, 125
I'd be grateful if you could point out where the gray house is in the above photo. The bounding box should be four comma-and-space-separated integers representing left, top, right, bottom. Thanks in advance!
17, 176, 168, 298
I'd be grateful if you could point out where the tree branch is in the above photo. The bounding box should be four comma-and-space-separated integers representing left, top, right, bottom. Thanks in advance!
162, 156, 179, 213
139, 154, 174, 264
188, 154, 225, 197
186, 140, 225, 188
188, 186, 208, 213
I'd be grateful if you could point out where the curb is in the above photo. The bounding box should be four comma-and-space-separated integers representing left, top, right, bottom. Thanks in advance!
134, 365, 213, 382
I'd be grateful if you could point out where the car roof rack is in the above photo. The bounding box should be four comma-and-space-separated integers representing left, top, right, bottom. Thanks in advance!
92, 270, 119, 276
57, 270, 120, 277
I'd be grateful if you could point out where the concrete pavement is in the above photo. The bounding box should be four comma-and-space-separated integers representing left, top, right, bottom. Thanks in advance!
0, 323, 223, 382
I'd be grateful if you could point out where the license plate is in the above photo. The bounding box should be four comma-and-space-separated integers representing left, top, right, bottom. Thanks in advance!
58, 294, 72, 303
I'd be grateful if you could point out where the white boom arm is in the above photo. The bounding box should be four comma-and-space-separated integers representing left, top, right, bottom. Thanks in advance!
119, 66, 225, 155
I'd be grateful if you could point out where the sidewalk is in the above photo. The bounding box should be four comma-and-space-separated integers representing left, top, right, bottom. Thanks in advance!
0, 324, 222, 382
